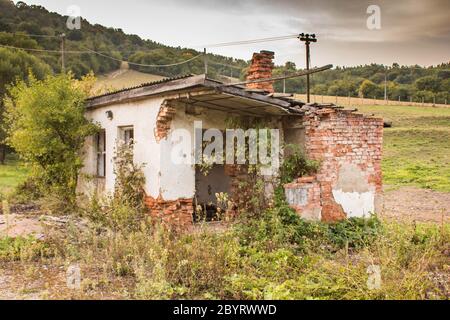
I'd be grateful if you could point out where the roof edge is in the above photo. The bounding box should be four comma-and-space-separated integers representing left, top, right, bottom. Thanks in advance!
87, 74, 206, 108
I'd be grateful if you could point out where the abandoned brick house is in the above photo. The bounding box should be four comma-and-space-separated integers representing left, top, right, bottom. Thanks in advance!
80, 50, 383, 225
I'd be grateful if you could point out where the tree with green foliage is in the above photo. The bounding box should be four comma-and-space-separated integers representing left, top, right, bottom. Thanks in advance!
4, 72, 98, 206
0, 47, 51, 164
415, 76, 441, 93
358, 79, 381, 98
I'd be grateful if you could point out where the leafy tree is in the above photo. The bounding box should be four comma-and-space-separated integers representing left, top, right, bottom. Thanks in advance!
415, 76, 441, 92
0, 47, 51, 164
358, 80, 381, 98
4, 73, 98, 205
312, 84, 328, 95
413, 90, 434, 103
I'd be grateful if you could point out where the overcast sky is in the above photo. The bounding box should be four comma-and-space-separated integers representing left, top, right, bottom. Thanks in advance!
17, 0, 450, 67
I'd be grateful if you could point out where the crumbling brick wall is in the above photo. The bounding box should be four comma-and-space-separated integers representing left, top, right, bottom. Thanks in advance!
154, 100, 176, 142
285, 108, 383, 222
145, 195, 194, 227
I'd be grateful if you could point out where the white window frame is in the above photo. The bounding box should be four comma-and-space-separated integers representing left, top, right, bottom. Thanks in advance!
119, 126, 134, 145
96, 130, 106, 178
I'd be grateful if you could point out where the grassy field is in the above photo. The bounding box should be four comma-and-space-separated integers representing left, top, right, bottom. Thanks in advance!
1, 104, 449, 194
357, 105, 450, 192
0, 155, 29, 196
93, 64, 164, 94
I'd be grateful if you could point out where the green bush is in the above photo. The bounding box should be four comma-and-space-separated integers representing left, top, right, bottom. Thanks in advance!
280, 145, 320, 184
4, 73, 99, 208
0, 236, 54, 261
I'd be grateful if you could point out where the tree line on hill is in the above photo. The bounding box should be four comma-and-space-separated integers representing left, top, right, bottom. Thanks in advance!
272, 62, 450, 104
0, 0, 449, 163
0, 0, 247, 78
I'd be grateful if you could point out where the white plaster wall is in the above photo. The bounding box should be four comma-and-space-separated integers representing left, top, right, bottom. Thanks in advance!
82, 98, 285, 202
160, 106, 284, 201
159, 106, 231, 200
82, 97, 165, 198
332, 163, 376, 218
332, 189, 375, 218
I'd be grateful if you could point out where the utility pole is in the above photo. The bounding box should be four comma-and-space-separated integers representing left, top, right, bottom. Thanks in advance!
299, 33, 317, 103
203, 48, 208, 75
60, 33, 66, 73
384, 67, 388, 101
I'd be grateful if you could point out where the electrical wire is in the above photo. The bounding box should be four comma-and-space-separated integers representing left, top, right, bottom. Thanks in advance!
1, 33, 305, 70
0, 43, 87, 53
10, 32, 61, 38
83, 47, 203, 67
207, 60, 243, 69
0, 43, 204, 68
196, 34, 299, 48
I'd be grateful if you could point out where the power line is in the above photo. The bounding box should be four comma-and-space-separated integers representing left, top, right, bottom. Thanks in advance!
0, 43, 204, 68
11, 32, 61, 39
208, 61, 243, 69
83, 47, 203, 67
0, 43, 87, 53
196, 34, 299, 48
9, 32, 299, 50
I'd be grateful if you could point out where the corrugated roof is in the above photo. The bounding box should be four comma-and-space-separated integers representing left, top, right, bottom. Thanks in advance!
86, 73, 355, 117
88, 74, 194, 100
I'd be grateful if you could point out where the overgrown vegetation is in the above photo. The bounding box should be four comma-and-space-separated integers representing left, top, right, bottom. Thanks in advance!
1, 195, 447, 299
279, 145, 319, 184
3, 72, 99, 208
82, 141, 146, 231
0, 123, 448, 299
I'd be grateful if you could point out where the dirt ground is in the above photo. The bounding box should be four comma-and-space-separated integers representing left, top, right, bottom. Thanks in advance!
1, 186, 449, 240
382, 186, 450, 223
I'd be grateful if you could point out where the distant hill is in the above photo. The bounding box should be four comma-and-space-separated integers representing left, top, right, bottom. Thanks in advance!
0, 0, 448, 103
0, 0, 248, 79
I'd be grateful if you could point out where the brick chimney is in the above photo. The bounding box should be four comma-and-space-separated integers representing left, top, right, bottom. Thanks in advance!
246, 50, 275, 93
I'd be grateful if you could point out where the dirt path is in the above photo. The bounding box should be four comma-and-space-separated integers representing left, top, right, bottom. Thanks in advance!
382, 186, 450, 223
0, 214, 44, 238
0, 186, 448, 240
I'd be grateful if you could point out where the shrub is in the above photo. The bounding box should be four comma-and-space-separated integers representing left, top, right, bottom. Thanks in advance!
0, 236, 54, 261
81, 141, 146, 231
4, 73, 99, 208
326, 215, 383, 249
280, 145, 319, 184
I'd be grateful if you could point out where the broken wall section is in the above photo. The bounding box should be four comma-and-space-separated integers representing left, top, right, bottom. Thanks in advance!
285, 108, 383, 222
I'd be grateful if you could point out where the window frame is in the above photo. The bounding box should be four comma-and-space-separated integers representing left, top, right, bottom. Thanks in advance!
96, 129, 106, 178
119, 126, 134, 146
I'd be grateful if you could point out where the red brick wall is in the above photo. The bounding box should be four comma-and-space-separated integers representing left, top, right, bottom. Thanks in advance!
145, 195, 194, 227
154, 101, 176, 142
246, 50, 275, 93
286, 108, 383, 222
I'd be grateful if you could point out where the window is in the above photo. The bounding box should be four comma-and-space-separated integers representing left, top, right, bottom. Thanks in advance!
96, 130, 106, 177
119, 126, 134, 145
